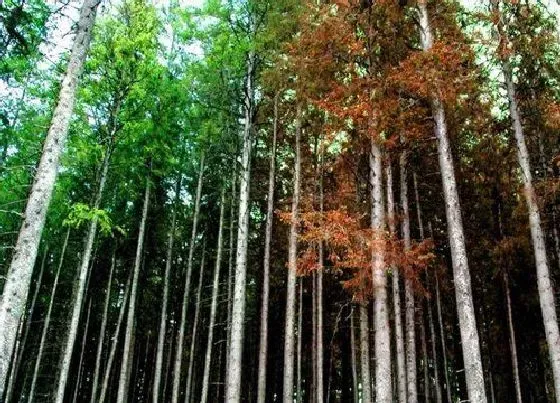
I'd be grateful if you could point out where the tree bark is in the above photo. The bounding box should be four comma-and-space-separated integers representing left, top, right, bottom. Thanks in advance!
359, 305, 372, 403
417, 3, 487, 401
387, 162, 407, 403
257, 93, 278, 403
72, 299, 92, 403
185, 242, 207, 403
419, 306, 430, 403
173, 152, 204, 403
0, 1, 99, 392
283, 103, 302, 403
201, 190, 226, 403
225, 50, 255, 403
350, 308, 359, 403
316, 135, 325, 403
56, 139, 112, 403
297, 280, 303, 403
116, 178, 150, 403
226, 167, 236, 379
434, 269, 452, 403
504, 270, 523, 403
153, 174, 181, 402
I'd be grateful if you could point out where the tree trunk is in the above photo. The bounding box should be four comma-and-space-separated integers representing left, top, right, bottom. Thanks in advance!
99, 276, 131, 403
91, 249, 115, 403
173, 153, 204, 403
297, 280, 303, 403
0, 1, 99, 391
387, 162, 407, 403
29, 230, 69, 402
417, 3, 487, 401
225, 50, 255, 403
350, 308, 359, 403
504, 270, 523, 403
73, 299, 92, 403
428, 295, 442, 403
316, 135, 325, 403
434, 269, 452, 403
370, 140, 391, 402
283, 103, 302, 403
153, 174, 181, 402
201, 190, 226, 403
257, 93, 278, 403
359, 305, 372, 403
400, 151, 417, 403
185, 242, 207, 403
419, 306, 430, 403
116, 178, 150, 403
226, 167, 236, 379
56, 139, 112, 403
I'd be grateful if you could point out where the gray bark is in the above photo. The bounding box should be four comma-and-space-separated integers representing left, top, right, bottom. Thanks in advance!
283, 103, 302, 403
257, 93, 278, 403
434, 270, 452, 403
417, 3, 487, 401
350, 308, 359, 403
297, 280, 303, 403
419, 307, 430, 403
359, 305, 372, 403
173, 153, 204, 403
226, 168, 236, 379
29, 230, 69, 402
153, 175, 181, 402
428, 295, 442, 403
504, 270, 522, 403
316, 136, 325, 403
73, 300, 92, 403
0, 1, 99, 392
116, 178, 150, 403
201, 190, 226, 403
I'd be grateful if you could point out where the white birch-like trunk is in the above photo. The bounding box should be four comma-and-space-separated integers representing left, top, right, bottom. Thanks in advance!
417, 3, 487, 401
225, 51, 255, 403
226, 168, 236, 379
283, 103, 302, 403
56, 142, 112, 403
98, 277, 131, 403
387, 162, 407, 403
359, 305, 372, 403
153, 175, 181, 402
116, 178, 150, 403
0, 1, 98, 392
371, 140, 391, 402
73, 299, 92, 403
257, 94, 278, 403
173, 153, 204, 403
400, 151, 417, 402
350, 308, 359, 403
29, 230, 69, 402
185, 244, 207, 402
201, 190, 226, 403
504, 270, 523, 403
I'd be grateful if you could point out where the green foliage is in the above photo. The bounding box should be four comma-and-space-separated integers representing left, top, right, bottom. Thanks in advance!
63, 203, 123, 236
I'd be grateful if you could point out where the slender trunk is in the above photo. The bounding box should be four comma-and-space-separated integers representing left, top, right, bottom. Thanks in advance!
283, 103, 302, 403
504, 60, 560, 398
116, 178, 150, 403
317, 140, 325, 403
350, 308, 359, 403
201, 190, 226, 403
163, 321, 174, 401
0, 1, 99, 391
173, 153, 204, 403
417, 3, 486, 401
73, 300, 92, 403
371, 140, 391, 402
359, 305, 372, 403
420, 306, 430, 403
98, 275, 132, 403
296, 280, 303, 403
257, 93, 278, 403
434, 270, 452, 403
153, 175, 181, 402
387, 162, 407, 403
428, 295, 442, 403
312, 273, 317, 403
504, 270, 523, 403
226, 168, 236, 378
185, 243, 207, 403
225, 50, 255, 403
30, 230, 69, 402
56, 142, 112, 403
91, 250, 115, 403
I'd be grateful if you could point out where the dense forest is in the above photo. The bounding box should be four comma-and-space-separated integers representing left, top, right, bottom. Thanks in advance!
1, 0, 560, 402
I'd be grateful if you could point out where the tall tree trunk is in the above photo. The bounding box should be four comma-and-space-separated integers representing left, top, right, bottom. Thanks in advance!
296, 280, 303, 403
185, 242, 207, 403
387, 162, 407, 403
317, 137, 325, 403
359, 305, 372, 403
419, 306, 430, 403
257, 93, 278, 403
350, 308, 359, 403
371, 140, 391, 402
201, 190, 226, 403
98, 276, 130, 403
116, 178, 150, 403
153, 174, 181, 402
91, 249, 115, 403
428, 294, 442, 403
226, 168, 236, 378
225, 50, 255, 403
56, 140, 112, 403
283, 103, 302, 403
73, 300, 92, 403
417, 3, 487, 401
5, 246, 47, 402
173, 153, 204, 403
0, 1, 99, 391
434, 269, 452, 403
400, 151, 417, 402
504, 269, 523, 403
29, 230, 69, 402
